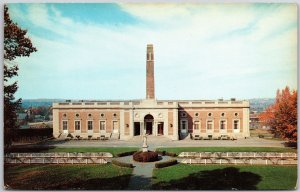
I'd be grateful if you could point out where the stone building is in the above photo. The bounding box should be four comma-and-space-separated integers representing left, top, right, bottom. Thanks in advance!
53, 44, 250, 140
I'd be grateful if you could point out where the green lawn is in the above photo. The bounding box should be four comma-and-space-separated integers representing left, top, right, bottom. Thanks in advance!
7, 147, 139, 157
156, 147, 297, 155
4, 164, 133, 190
152, 164, 297, 190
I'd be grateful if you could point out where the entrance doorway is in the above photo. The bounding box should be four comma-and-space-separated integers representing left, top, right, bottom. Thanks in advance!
158, 122, 164, 135
144, 114, 154, 135
134, 122, 140, 136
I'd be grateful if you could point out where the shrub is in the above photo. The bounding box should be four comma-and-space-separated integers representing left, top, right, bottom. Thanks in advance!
111, 160, 133, 168
155, 159, 177, 168
133, 151, 159, 162
13, 128, 53, 142
115, 151, 137, 157
156, 150, 177, 157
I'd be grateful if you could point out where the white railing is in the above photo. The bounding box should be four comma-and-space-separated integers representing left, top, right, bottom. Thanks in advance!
4, 152, 113, 164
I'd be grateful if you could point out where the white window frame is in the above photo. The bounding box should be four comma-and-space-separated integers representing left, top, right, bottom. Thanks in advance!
180, 120, 188, 133
99, 120, 106, 131
112, 120, 119, 133
233, 119, 240, 133
62, 120, 68, 133
87, 120, 93, 131
219, 119, 227, 133
206, 120, 214, 133
193, 121, 200, 131
74, 120, 81, 132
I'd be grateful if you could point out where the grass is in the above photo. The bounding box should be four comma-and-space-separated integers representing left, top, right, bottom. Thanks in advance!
4, 164, 133, 190
7, 147, 139, 157
156, 147, 297, 155
152, 164, 297, 190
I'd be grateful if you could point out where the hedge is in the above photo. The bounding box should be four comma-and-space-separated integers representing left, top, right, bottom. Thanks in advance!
155, 159, 178, 168
111, 160, 134, 168
156, 150, 177, 157
115, 151, 137, 157
133, 151, 159, 162
14, 128, 53, 138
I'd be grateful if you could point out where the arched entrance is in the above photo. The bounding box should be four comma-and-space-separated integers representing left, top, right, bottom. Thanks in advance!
144, 114, 154, 135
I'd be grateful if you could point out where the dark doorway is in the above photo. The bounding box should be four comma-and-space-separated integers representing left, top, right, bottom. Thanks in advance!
146, 122, 153, 135
144, 114, 154, 135
134, 122, 140, 136
158, 122, 164, 135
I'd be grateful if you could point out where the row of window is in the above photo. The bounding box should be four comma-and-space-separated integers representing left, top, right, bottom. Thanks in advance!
63, 113, 118, 118
181, 120, 240, 130
63, 120, 119, 131
180, 112, 239, 118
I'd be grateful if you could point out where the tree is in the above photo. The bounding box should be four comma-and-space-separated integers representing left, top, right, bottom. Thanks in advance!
259, 86, 297, 143
4, 5, 37, 147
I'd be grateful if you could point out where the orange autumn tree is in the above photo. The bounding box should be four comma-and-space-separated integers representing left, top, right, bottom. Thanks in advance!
259, 86, 297, 143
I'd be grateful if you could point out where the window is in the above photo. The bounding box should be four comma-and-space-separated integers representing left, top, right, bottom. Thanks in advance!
113, 121, 119, 130
234, 112, 238, 117
181, 120, 187, 130
113, 113, 117, 117
181, 112, 187, 117
208, 112, 212, 117
100, 121, 106, 130
234, 120, 239, 129
220, 120, 226, 129
195, 112, 199, 117
75, 121, 80, 130
88, 121, 93, 130
194, 121, 200, 130
63, 114, 67, 118
221, 112, 225, 117
62, 121, 68, 130
100, 113, 105, 118
207, 120, 213, 130
88, 114, 92, 118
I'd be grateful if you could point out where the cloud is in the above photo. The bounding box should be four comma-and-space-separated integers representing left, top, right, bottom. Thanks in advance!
7, 3, 297, 100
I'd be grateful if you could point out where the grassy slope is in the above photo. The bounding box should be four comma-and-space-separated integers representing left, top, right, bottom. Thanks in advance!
156, 147, 297, 155
152, 164, 297, 190
4, 164, 133, 190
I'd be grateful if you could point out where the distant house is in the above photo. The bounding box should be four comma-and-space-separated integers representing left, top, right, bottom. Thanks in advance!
249, 111, 261, 129
17, 113, 28, 129
34, 115, 45, 122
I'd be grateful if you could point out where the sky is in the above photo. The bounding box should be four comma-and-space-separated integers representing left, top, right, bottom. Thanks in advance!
6, 3, 298, 100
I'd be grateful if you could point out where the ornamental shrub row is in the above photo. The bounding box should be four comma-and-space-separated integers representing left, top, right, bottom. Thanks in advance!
115, 151, 137, 157
155, 159, 177, 168
111, 160, 133, 168
156, 150, 177, 157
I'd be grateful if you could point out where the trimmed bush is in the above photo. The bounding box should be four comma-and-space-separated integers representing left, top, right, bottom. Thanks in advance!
156, 150, 177, 157
13, 128, 53, 141
115, 151, 137, 157
155, 159, 177, 168
133, 151, 159, 162
111, 160, 133, 168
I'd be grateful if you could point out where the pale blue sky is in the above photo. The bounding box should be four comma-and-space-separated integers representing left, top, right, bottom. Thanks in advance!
7, 3, 297, 100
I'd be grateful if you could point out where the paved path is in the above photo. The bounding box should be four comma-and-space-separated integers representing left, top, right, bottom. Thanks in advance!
115, 155, 173, 190
21, 136, 285, 148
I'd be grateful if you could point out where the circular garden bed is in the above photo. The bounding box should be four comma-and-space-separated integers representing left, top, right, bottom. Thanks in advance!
133, 151, 159, 162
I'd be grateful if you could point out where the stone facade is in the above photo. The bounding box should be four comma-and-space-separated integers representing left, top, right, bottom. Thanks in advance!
53, 44, 250, 140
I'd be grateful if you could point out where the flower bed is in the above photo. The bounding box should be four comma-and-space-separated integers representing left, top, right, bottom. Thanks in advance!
133, 151, 159, 162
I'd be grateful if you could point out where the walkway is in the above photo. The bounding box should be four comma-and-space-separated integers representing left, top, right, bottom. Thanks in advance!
26, 136, 285, 148
114, 148, 173, 190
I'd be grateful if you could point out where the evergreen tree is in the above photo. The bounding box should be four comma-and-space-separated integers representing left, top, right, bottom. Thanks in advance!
4, 5, 37, 147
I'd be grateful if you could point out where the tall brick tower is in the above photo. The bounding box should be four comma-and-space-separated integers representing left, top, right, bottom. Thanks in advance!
146, 44, 155, 99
